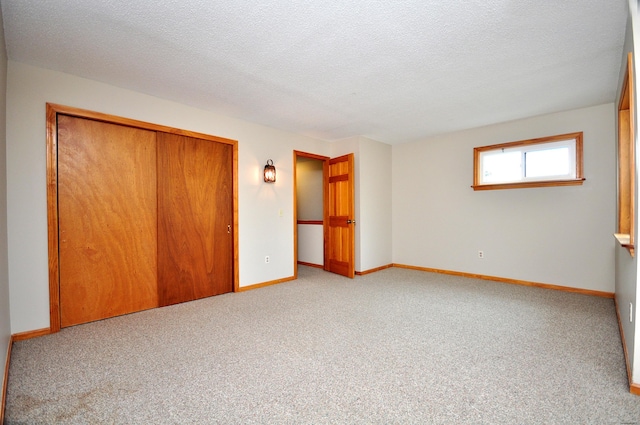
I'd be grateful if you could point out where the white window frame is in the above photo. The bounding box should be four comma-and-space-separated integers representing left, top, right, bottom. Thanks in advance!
472, 132, 584, 191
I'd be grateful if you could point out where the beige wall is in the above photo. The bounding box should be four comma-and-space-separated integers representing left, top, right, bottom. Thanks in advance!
296, 157, 323, 220
393, 103, 616, 292
633, 0, 640, 386
357, 137, 392, 272
0, 2, 11, 404
297, 224, 324, 266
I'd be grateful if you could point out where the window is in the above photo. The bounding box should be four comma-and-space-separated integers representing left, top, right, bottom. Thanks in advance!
472, 132, 584, 191
615, 52, 635, 256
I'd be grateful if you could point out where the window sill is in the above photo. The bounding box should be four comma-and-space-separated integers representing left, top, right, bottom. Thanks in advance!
471, 178, 585, 191
614, 233, 635, 257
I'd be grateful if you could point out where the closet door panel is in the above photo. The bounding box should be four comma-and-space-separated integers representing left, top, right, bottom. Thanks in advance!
58, 115, 158, 327
157, 133, 233, 306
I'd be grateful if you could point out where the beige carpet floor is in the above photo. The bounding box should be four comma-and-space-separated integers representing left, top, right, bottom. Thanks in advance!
5, 266, 640, 424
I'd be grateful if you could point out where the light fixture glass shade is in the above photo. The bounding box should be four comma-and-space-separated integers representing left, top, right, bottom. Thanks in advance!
264, 159, 276, 183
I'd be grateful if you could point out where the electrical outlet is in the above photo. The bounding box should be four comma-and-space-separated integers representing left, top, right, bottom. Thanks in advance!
265, 255, 270, 264
631, 302, 634, 323
478, 251, 484, 259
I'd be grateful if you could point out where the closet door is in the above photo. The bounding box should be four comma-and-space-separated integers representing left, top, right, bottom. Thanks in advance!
157, 133, 233, 306
58, 115, 158, 327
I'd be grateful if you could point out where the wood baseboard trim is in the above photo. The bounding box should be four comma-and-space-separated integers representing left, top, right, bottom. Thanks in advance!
355, 264, 393, 276
1, 328, 51, 421
1, 335, 13, 425
297, 261, 323, 269
11, 328, 51, 342
391, 264, 614, 298
615, 298, 633, 387
615, 297, 640, 396
237, 276, 296, 292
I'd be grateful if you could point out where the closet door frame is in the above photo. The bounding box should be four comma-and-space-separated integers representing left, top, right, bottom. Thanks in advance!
46, 103, 239, 333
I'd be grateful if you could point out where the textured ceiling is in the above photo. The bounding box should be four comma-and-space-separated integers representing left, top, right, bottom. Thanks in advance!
0, 0, 629, 144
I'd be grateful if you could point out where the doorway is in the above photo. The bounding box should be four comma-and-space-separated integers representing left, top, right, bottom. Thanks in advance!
293, 151, 355, 278
294, 152, 328, 275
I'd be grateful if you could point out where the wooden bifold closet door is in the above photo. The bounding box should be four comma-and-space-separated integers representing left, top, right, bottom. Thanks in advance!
57, 114, 233, 328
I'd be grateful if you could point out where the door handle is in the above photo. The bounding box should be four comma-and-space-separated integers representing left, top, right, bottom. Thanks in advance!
347, 219, 356, 224
227, 224, 231, 234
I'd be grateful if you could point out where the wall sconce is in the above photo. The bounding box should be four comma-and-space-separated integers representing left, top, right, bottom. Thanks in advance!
264, 159, 276, 183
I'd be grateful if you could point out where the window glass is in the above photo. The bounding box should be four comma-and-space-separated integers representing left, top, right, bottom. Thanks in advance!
472, 132, 583, 190
482, 151, 521, 183
525, 147, 570, 178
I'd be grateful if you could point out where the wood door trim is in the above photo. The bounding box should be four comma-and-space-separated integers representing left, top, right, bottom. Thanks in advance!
323, 159, 329, 271
46, 103, 239, 332
46, 105, 61, 332
47, 103, 237, 146
294, 151, 330, 162
232, 140, 239, 292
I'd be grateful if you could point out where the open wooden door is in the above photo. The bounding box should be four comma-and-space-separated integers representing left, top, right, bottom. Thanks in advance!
326, 154, 355, 278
